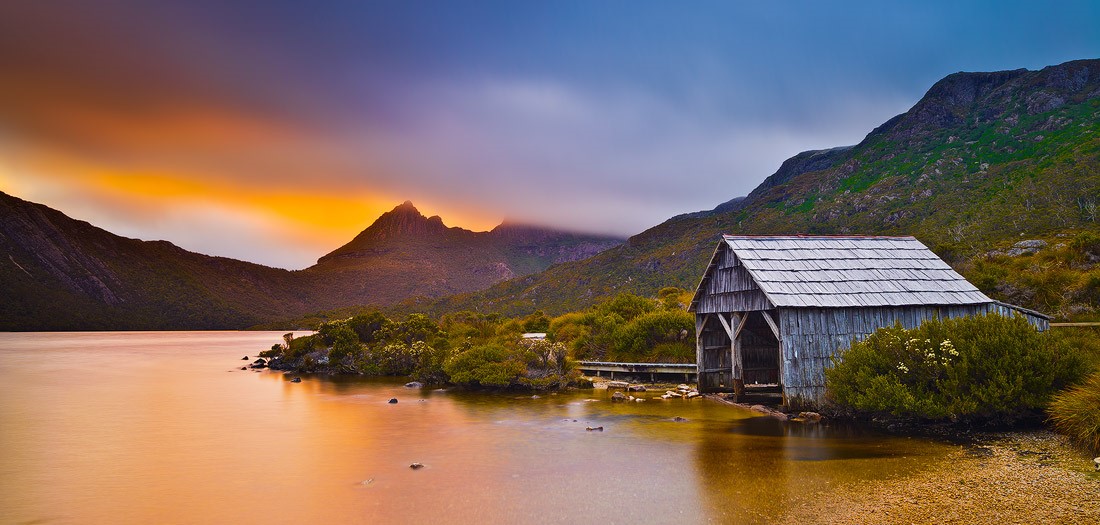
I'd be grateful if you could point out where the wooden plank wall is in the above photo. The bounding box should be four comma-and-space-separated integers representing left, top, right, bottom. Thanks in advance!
778, 304, 989, 408
696, 245, 771, 314
697, 314, 734, 392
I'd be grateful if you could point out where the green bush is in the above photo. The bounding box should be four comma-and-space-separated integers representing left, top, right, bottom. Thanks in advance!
444, 344, 526, 388
1048, 372, 1100, 452
610, 309, 693, 362
826, 313, 1087, 424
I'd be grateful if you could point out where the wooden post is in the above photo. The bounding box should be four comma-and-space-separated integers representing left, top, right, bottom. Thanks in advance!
731, 312, 744, 401
695, 313, 705, 391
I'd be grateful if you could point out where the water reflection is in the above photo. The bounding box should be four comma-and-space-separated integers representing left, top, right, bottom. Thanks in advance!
0, 332, 955, 524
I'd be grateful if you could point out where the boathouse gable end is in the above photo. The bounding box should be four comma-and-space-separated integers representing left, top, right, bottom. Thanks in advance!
688, 235, 1050, 409
691, 242, 773, 314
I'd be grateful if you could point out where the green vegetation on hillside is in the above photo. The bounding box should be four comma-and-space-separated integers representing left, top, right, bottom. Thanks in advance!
421, 60, 1100, 321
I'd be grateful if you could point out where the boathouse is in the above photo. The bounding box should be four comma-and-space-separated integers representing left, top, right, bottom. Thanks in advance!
688, 235, 1048, 408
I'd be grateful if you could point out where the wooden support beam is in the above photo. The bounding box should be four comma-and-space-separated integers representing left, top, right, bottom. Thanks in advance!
715, 312, 735, 340
733, 312, 749, 340
761, 310, 780, 340
694, 314, 705, 390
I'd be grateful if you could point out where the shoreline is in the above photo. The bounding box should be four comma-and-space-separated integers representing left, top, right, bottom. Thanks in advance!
781, 430, 1100, 524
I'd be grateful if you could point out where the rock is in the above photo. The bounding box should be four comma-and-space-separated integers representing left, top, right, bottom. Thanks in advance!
627, 384, 646, 392
686, 392, 701, 399
797, 411, 822, 423
585, 426, 604, 431
253, 358, 266, 365
290, 377, 302, 383
388, 398, 398, 404
404, 381, 423, 388
610, 391, 627, 402
1094, 457, 1099, 471
1006, 239, 1047, 256
240, 366, 247, 370
750, 405, 771, 413
241, 356, 249, 360
677, 384, 691, 391
672, 416, 689, 422
409, 462, 424, 469
606, 381, 630, 390
634, 398, 645, 402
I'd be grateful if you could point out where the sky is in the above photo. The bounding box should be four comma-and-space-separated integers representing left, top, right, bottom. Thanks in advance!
0, 1, 1097, 269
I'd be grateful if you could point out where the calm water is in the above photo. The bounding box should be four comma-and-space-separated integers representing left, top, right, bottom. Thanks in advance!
0, 332, 953, 524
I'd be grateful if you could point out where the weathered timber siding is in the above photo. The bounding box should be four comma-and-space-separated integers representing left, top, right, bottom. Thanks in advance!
695, 245, 771, 314
698, 314, 733, 392
778, 304, 995, 408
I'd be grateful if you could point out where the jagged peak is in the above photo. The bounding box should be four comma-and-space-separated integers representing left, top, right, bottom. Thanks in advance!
316, 201, 451, 262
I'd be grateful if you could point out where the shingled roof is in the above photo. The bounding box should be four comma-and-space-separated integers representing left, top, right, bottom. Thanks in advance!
695, 235, 992, 309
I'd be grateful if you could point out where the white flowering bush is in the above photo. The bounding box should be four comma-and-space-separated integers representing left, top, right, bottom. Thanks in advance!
826, 313, 1087, 424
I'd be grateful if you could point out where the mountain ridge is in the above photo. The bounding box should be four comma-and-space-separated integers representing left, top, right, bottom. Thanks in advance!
414, 58, 1100, 318
0, 192, 623, 329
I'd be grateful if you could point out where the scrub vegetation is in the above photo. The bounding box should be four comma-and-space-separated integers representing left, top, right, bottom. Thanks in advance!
825, 314, 1090, 426
258, 288, 695, 389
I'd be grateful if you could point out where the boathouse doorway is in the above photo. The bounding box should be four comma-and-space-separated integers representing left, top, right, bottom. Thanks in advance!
697, 310, 781, 396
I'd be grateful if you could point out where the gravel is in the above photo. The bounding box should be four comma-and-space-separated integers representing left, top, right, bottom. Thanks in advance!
779, 430, 1100, 524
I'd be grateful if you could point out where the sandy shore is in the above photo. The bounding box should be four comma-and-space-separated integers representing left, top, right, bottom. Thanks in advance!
780, 430, 1100, 524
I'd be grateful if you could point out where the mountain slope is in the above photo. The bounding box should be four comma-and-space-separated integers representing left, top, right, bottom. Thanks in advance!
0, 194, 623, 329
0, 191, 317, 330
303, 202, 623, 309
420, 58, 1100, 317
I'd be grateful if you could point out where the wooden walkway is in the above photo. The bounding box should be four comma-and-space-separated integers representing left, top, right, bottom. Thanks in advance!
576, 361, 696, 382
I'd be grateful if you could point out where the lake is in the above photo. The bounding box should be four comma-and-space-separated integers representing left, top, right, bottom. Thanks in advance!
0, 332, 954, 524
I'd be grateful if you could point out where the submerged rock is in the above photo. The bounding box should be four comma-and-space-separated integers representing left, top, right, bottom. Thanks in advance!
409, 462, 424, 469
388, 398, 398, 404
585, 426, 604, 432
290, 377, 302, 383
404, 381, 423, 388
241, 356, 249, 360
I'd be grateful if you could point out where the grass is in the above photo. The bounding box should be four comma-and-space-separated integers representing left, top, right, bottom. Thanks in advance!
1049, 372, 1100, 453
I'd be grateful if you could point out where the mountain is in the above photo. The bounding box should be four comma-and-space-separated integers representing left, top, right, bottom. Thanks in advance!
0, 195, 622, 330
301, 201, 623, 309
0, 191, 317, 330
420, 58, 1100, 317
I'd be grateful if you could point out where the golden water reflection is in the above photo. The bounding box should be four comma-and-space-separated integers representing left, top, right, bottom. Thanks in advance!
0, 332, 954, 524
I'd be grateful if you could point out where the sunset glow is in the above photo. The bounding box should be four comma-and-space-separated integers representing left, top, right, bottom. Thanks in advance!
1, 1, 1096, 268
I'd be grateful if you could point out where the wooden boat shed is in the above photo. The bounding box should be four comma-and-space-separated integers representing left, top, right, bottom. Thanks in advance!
688, 235, 1049, 409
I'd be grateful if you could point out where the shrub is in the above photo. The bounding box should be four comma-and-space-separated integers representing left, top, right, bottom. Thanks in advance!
444, 344, 526, 388
1048, 372, 1100, 453
826, 313, 1087, 425
610, 309, 693, 362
